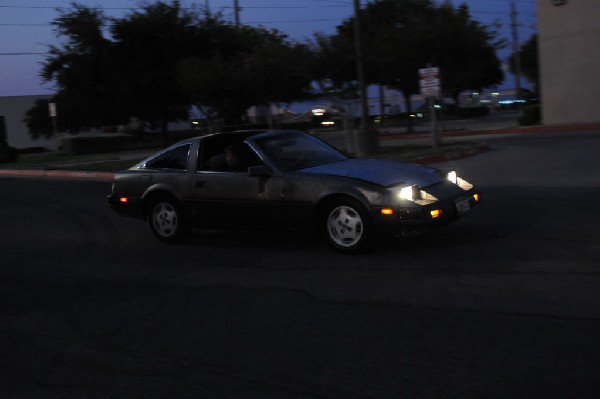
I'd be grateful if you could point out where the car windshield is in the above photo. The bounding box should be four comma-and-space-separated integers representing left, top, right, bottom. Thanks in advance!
254, 132, 347, 172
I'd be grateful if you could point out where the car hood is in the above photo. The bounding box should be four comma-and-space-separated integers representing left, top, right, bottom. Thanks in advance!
300, 158, 442, 187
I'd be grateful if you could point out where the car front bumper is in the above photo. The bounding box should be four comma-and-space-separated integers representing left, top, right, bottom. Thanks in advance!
107, 194, 144, 219
373, 191, 480, 236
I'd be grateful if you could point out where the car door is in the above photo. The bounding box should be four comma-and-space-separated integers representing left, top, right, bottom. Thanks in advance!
191, 170, 284, 228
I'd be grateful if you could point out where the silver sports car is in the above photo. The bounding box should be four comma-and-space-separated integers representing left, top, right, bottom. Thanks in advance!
108, 130, 480, 253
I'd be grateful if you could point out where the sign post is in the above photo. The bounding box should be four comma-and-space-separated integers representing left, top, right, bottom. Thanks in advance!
419, 67, 441, 148
48, 102, 58, 137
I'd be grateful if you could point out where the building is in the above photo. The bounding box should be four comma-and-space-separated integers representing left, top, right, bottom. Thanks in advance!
0, 95, 60, 151
0, 95, 195, 153
537, 0, 600, 125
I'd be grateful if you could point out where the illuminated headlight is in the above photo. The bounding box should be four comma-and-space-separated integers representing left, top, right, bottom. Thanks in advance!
447, 171, 458, 184
393, 185, 439, 205
447, 170, 474, 190
396, 185, 418, 201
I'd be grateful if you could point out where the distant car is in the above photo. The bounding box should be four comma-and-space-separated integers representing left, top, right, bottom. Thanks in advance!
108, 130, 480, 253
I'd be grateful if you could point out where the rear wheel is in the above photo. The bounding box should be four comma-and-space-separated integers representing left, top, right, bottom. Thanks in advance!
147, 196, 190, 244
323, 198, 373, 253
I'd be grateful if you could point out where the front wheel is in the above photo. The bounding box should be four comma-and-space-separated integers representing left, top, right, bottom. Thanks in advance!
323, 199, 373, 253
147, 197, 190, 244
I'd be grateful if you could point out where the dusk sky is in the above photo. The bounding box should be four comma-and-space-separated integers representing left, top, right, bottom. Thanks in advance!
0, 0, 537, 97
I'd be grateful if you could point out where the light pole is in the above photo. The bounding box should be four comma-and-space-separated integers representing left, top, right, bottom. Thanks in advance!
352, 0, 368, 131
510, 0, 522, 100
352, 0, 377, 156
234, 0, 240, 26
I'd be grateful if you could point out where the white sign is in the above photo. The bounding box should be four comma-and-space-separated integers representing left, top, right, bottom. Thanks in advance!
419, 67, 440, 98
48, 102, 57, 117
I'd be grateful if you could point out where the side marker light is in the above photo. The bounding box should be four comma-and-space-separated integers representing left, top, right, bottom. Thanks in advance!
430, 209, 443, 219
381, 208, 394, 215
119, 197, 128, 203
473, 193, 480, 202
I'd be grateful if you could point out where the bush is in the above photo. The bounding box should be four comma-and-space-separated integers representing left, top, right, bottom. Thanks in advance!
519, 104, 541, 126
0, 142, 19, 163
457, 106, 490, 118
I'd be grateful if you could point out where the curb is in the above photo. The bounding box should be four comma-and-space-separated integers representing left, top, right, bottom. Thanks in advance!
379, 122, 600, 141
406, 144, 490, 165
0, 169, 114, 180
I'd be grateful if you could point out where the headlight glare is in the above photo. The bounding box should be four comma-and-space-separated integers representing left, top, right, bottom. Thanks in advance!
397, 185, 417, 201
447, 171, 458, 184
447, 170, 474, 190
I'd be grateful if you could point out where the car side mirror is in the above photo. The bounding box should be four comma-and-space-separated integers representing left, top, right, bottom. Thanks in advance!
248, 164, 273, 177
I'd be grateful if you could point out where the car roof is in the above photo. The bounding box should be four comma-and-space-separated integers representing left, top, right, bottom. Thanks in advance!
175, 129, 305, 145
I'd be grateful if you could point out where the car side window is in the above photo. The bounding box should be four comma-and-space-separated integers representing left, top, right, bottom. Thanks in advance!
199, 140, 262, 172
143, 144, 191, 170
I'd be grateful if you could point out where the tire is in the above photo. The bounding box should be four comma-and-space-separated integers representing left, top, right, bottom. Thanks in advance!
147, 196, 190, 244
322, 198, 373, 253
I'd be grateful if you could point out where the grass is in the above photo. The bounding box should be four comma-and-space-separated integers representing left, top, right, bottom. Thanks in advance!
0, 152, 146, 172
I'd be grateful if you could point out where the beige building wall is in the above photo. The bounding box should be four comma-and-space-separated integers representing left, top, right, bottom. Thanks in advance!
0, 95, 60, 150
537, 0, 600, 125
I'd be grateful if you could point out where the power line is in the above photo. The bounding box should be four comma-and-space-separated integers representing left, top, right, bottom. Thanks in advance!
0, 52, 45, 55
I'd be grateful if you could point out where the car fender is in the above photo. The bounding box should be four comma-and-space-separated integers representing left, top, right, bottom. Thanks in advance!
140, 181, 189, 218
313, 179, 389, 218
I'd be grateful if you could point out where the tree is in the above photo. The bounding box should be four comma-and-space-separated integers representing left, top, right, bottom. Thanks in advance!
178, 23, 314, 127
314, 0, 504, 129
27, 1, 314, 140
317, 0, 437, 130
110, 1, 201, 144
430, 2, 505, 105
23, 99, 55, 139
508, 34, 539, 95
34, 4, 126, 133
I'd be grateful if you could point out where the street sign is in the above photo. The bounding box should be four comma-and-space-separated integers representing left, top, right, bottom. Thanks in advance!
419, 67, 440, 98
48, 102, 57, 117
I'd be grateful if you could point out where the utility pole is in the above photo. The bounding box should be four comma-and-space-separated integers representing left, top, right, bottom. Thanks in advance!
234, 0, 240, 26
510, 0, 522, 100
352, 0, 368, 131
352, 0, 377, 156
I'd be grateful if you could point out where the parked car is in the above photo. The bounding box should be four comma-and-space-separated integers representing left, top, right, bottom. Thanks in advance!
107, 130, 480, 253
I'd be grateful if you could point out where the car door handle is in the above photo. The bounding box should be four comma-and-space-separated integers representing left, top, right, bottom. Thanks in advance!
195, 180, 206, 189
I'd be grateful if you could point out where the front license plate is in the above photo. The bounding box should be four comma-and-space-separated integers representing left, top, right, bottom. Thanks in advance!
455, 197, 470, 214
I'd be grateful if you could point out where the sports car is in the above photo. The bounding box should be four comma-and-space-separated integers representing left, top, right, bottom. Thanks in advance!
108, 130, 480, 253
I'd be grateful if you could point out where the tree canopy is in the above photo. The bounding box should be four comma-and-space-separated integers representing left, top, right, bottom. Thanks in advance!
508, 34, 539, 94
27, 0, 507, 140
313, 0, 504, 114
26, 1, 314, 139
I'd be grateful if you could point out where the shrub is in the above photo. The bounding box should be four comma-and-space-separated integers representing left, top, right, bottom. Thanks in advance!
519, 104, 541, 126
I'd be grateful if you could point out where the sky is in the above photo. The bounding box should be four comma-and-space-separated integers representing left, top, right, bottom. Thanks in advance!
0, 0, 537, 97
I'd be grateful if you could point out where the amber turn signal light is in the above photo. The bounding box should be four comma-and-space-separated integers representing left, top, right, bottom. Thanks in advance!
430, 209, 443, 219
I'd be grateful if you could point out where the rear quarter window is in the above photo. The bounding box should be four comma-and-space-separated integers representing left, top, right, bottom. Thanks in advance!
143, 144, 191, 170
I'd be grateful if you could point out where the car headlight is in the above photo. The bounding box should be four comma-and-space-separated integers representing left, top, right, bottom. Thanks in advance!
447, 170, 474, 190
394, 185, 419, 202
392, 185, 439, 205
447, 170, 458, 184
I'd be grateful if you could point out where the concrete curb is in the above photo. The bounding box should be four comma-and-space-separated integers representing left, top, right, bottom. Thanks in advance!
405, 144, 491, 165
379, 122, 600, 141
0, 169, 114, 181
